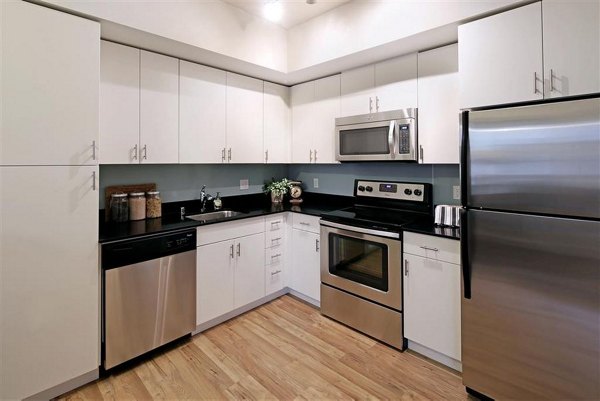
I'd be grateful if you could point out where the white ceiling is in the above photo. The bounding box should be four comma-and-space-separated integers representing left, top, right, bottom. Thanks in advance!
224, 0, 351, 29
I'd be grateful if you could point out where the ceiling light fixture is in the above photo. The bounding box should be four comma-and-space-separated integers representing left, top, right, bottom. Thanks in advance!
306, 0, 316, 4
263, 0, 283, 23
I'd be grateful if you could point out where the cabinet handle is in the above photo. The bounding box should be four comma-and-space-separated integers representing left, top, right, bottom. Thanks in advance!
314, 149, 318, 162
271, 253, 282, 259
309, 149, 313, 163
228, 148, 232, 162
369, 97, 373, 113
299, 222, 310, 226
419, 145, 424, 162
236, 242, 241, 257
405, 259, 409, 276
133, 144, 138, 160
316, 239, 320, 252
549, 68, 556, 92
92, 171, 96, 191
265, 150, 269, 163
533, 71, 540, 94
222, 148, 226, 162
91, 140, 96, 161
230, 244, 234, 259
271, 237, 281, 245
376, 96, 380, 112
271, 221, 280, 228
420, 246, 439, 252
142, 145, 147, 160
271, 270, 282, 276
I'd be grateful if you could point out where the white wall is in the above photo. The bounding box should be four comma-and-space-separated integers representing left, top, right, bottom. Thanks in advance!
287, 0, 524, 72
41, 0, 288, 72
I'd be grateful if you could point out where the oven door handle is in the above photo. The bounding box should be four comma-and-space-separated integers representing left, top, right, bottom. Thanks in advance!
320, 220, 400, 239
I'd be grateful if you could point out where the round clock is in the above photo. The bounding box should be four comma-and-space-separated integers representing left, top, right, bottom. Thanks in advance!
289, 181, 303, 204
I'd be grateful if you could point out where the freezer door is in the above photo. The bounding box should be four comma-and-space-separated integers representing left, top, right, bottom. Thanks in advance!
462, 210, 600, 400
466, 97, 600, 218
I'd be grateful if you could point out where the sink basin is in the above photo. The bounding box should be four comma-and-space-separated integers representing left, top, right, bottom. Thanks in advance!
186, 210, 245, 223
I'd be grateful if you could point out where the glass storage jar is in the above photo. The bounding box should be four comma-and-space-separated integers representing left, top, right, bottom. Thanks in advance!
110, 193, 129, 223
129, 192, 146, 221
146, 191, 162, 218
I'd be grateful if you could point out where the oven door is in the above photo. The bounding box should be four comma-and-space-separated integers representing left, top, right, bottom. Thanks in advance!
336, 120, 398, 161
320, 221, 402, 310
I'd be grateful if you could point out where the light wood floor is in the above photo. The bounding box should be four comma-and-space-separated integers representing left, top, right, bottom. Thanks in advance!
59, 295, 472, 400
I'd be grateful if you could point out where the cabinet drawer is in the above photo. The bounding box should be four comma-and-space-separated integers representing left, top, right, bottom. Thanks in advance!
266, 233, 284, 249
266, 262, 284, 295
265, 246, 284, 266
403, 232, 460, 265
197, 217, 264, 246
265, 214, 285, 233
292, 213, 320, 234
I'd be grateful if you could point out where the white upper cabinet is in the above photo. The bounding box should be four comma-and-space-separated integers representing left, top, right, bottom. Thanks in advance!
340, 54, 417, 117
1, 1, 99, 166
542, 0, 600, 98
180, 61, 227, 163
226, 73, 264, 164
417, 44, 460, 164
375, 53, 418, 112
291, 75, 340, 164
140, 50, 179, 164
341, 65, 375, 116
264, 82, 291, 163
459, 2, 544, 109
100, 41, 140, 164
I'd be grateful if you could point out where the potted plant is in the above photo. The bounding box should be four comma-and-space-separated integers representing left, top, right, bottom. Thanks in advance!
263, 177, 292, 203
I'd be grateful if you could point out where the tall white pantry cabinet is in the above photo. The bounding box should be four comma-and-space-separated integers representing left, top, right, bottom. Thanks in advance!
1, 2, 100, 400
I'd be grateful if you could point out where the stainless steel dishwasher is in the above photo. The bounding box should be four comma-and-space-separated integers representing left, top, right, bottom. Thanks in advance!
101, 229, 196, 370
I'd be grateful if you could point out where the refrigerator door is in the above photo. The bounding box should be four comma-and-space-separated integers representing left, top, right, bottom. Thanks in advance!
465, 97, 600, 219
462, 210, 600, 400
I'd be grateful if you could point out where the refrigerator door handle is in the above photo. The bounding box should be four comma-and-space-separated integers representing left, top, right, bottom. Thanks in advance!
459, 111, 469, 207
460, 208, 471, 299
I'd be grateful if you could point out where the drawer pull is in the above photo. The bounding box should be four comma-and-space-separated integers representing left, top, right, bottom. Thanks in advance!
271, 270, 282, 276
299, 222, 310, 226
271, 254, 282, 259
271, 238, 281, 245
420, 246, 439, 252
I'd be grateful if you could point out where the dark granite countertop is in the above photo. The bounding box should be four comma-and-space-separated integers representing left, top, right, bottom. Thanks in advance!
100, 192, 460, 243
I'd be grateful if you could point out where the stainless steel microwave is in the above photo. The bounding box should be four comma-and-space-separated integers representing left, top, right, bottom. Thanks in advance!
335, 109, 417, 162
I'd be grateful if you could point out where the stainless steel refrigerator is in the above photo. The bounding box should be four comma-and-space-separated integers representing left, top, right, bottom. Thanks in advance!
460, 96, 600, 400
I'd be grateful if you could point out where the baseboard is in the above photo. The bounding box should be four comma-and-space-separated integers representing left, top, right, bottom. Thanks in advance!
23, 368, 99, 401
287, 289, 320, 308
407, 340, 462, 372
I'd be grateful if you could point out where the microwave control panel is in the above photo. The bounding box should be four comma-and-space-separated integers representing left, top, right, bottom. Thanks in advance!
398, 124, 411, 154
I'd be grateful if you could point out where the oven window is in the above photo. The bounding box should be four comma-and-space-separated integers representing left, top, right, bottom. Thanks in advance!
339, 126, 391, 155
328, 233, 389, 292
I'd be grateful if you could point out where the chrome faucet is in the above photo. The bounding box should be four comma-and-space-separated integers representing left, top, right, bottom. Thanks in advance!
199, 185, 213, 212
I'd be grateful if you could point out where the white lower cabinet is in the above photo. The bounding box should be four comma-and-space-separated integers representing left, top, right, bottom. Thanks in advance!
291, 228, 321, 303
265, 214, 287, 295
196, 219, 265, 326
403, 232, 461, 368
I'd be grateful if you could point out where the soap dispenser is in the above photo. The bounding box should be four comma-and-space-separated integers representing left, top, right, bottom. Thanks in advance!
213, 192, 222, 210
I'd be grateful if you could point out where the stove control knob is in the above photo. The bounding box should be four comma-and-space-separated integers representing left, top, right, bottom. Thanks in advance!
365, 186, 373, 192
404, 188, 413, 195
358, 185, 365, 192
414, 189, 422, 196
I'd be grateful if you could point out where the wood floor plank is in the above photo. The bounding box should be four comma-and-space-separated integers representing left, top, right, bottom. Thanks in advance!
58, 295, 471, 401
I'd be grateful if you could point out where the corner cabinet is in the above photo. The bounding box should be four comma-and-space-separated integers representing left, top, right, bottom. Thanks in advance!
417, 44, 459, 164
403, 232, 461, 370
264, 83, 291, 163
291, 75, 340, 164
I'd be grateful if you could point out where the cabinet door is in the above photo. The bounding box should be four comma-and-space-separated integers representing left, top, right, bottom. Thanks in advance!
417, 44, 459, 164
458, 2, 543, 108
226, 73, 264, 164
375, 53, 418, 111
100, 41, 140, 164
543, 0, 600, 98
291, 81, 314, 163
0, 166, 99, 400
313, 75, 341, 164
291, 229, 321, 302
234, 233, 266, 308
264, 82, 291, 163
196, 240, 235, 325
1, 1, 99, 166
180, 61, 227, 163
403, 254, 461, 361
140, 51, 179, 164
340, 65, 375, 117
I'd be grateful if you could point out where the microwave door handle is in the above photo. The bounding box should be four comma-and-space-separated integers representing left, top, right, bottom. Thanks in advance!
388, 121, 396, 159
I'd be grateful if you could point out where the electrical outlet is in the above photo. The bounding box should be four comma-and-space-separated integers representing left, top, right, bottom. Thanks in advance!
313, 178, 319, 189
240, 179, 249, 190
453, 185, 461, 200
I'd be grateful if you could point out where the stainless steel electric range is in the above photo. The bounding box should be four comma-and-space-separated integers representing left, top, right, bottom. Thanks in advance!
320, 179, 433, 350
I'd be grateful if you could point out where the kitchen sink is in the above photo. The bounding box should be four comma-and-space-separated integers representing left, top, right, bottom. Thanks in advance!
186, 210, 245, 222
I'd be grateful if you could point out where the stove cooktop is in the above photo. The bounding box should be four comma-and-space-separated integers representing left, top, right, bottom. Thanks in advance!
321, 206, 430, 233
